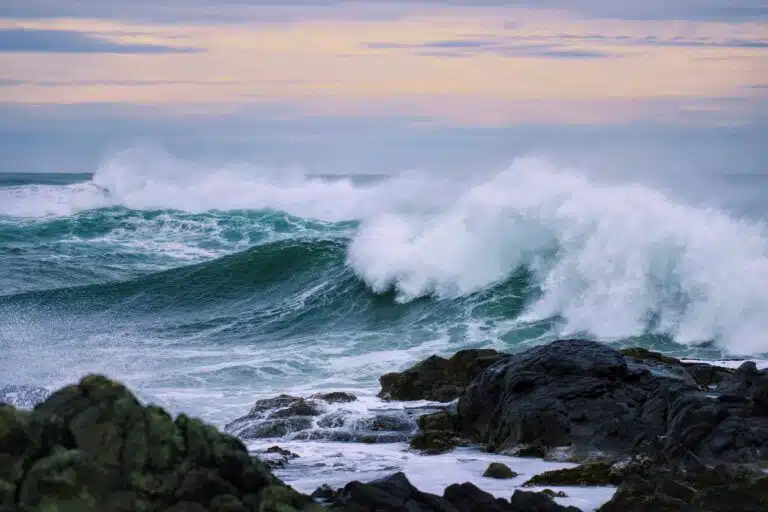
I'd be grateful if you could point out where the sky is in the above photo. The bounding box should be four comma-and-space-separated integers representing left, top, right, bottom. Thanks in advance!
0, 0, 766, 175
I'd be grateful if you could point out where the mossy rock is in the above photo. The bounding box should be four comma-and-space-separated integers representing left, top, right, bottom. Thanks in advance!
619, 347, 680, 366
523, 462, 622, 487
0, 374, 322, 511
417, 411, 458, 432
410, 431, 463, 455
482, 462, 518, 479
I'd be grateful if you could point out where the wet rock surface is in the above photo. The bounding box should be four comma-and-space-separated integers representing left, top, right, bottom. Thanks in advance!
0, 375, 321, 512
458, 339, 768, 464
225, 391, 431, 444
378, 349, 507, 402
316, 472, 578, 512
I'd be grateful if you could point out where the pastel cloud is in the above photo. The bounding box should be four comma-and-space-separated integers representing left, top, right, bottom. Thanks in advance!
0, 28, 201, 53
2, 0, 767, 23
0, 7, 765, 125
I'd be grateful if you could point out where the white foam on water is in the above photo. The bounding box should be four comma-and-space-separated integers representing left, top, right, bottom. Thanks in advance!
249, 441, 615, 512
348, 157, 768, 355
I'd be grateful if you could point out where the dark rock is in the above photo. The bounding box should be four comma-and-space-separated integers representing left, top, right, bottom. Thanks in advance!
443, 482, 511, 511
619, 347, 680, 366
325, 472, 457, 511
356, 413, 415, 432
0, 384, 50, 408
228, 417, 314, 439
311, 484, 337, 502
523, 463, 622, 487
311, 392, 358, 403
418, 411, 458, 432
512, 445, 550, 459
379, 349, 507, 402
268, 399, 323, 419
681, 363, 735, 388
483, 462, 518, 479
410, 430, 467, 454
0, 374, 322, 511
541, 489, 568, 498
249, 394, 302, 415
510, 490, 581, 512
598, 463, 768, 512
457, 339, 768, 463
254, 445, 300, 469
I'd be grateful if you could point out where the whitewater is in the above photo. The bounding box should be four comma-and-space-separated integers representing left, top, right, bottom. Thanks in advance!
2, 148, 768, 509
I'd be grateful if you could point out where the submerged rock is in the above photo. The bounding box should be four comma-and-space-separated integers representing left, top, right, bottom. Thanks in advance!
252, 445, 300, 469
0, 375, 321, 511
378, 349, 507, 402
310, 392, 358, 404
457, 339, 768, 463
226, 392, 417, 443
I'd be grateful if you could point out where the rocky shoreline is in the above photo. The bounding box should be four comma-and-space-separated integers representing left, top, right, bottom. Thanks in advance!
2, 339, 767, 511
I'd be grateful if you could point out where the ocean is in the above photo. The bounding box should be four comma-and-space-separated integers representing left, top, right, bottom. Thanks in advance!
2, 149, 767, 509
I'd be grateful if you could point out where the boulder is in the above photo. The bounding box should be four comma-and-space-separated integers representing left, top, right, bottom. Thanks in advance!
482, 462, 518, 479
0, 375, 321, 511
457, 339, 768, 463
379, 349, 507, 402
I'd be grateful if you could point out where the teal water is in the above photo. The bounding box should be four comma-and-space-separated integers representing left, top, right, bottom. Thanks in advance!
2, 156, 768, 425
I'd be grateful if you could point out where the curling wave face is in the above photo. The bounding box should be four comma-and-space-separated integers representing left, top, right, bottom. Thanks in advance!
1, 148, 767, 422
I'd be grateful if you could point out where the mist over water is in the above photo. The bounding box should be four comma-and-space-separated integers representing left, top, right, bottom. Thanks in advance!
1, 146, 767, 423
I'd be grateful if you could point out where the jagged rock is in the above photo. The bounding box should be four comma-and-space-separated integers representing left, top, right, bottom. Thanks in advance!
0, 375, 321, 511
483, 462, 518, 479
457, 340, 768, 463
619, 347, 680, 366
598, 463, 768, 512
681, 363, 735, 388
379, 349, 507, 402
310, 392, 357, 403
227, 390, 416, 442
228, 417, 315, 439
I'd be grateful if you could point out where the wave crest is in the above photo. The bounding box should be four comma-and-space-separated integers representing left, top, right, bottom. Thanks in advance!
348, 157, 768, 354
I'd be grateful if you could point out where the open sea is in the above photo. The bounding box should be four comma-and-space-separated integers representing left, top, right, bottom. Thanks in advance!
2, 148, 767, 509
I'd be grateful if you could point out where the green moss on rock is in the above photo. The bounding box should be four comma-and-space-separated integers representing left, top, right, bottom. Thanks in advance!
523, 462, 622, 487
0, 374, 323, 512
482, 462, 518, 479
619, 347, 680, 366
